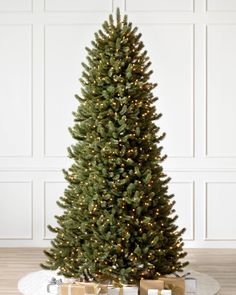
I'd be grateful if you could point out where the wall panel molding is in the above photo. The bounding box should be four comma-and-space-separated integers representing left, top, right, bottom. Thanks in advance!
206, 0, 236, 12
0, 0, 32, 12
43, 24, 100, 158
205, 182, 236, 240
44, 0, 113, 12
205, 24, 236, 158
0, 24, 33, 158
125, 0, 194, 12
0, 181, 33, 240
138, 24, 195, 158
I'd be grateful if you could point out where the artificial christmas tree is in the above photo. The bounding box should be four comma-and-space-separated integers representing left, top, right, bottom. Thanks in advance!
41, 8, 188, 284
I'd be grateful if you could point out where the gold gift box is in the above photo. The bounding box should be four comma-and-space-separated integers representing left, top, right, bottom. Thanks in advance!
79, 282, 101, 294
60, 283, 85, 295
159, 277, 185, 295
140, 277, 184, 295
60, 282, 101, 295
99, 284, 108, 294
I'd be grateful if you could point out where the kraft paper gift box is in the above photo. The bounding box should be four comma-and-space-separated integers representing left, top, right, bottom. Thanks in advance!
99, 284, 108, 295
79, 282, 101, 294
60, 282, 101, 295
159, 277, 185, 295
171, 272, 197, 293
140, 279, 165, 295
59, 283, 86, 295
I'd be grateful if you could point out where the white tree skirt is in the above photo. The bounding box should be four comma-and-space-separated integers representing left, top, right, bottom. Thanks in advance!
18, 269, 220, 295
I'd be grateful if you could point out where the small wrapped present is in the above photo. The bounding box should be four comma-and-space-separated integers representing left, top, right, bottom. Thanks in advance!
47, 277, 63, 294
174, 272, 197, 293
159, 277, 185, 295
140, 279, 164, 295
59, 283, 86, 295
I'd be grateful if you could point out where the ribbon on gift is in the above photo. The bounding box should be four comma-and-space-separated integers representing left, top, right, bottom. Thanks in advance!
60, 282, 87, 295
174, 272, 197, 293
109, 280, 124, 295
67, 284, 74, 295
110, 280, 138, 295
47, 277, 63, 293
173, 272, 191, 278
78, 282, 101, 294
66, 283, 82, 295
174, 272, 196, 282
173, 271, 197, 292
164, 283, 179, 292
159, 276, 184, 295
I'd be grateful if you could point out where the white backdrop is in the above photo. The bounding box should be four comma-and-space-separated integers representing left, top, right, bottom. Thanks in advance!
0, 0, 236, 247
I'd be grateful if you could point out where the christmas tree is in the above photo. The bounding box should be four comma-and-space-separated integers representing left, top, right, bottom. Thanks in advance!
41, 8, 188, 284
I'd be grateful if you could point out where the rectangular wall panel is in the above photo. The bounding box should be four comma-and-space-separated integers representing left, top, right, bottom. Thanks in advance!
169, 182, 194, 240
0, 25, 32, 157
125, 0, 193, 11
0, 0, 31, 11
206, 25, 236, 157
45, 0, 112, 12
207, 0, 236, 11
44, 25, 99, 157
44, 182, 65, 239
0, 182, 32, 239
206, 182, 236, 240
140, 25, 194, 158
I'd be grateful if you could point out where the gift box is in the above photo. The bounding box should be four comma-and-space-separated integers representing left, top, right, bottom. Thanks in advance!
173, 271, 197, 293
185, 277, 197, 293
59, 283, 86, 295
159, 277, 185, 295
140, 279, 165, 295
60, 282, 101, 295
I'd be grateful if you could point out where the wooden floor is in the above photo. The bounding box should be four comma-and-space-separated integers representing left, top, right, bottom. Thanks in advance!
0, 248, 235, 294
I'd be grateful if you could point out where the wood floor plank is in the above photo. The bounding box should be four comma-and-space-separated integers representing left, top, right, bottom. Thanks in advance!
0, 248, 235, 294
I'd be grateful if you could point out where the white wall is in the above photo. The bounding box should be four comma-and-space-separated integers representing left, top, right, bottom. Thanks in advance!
0, 0, 236, 248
